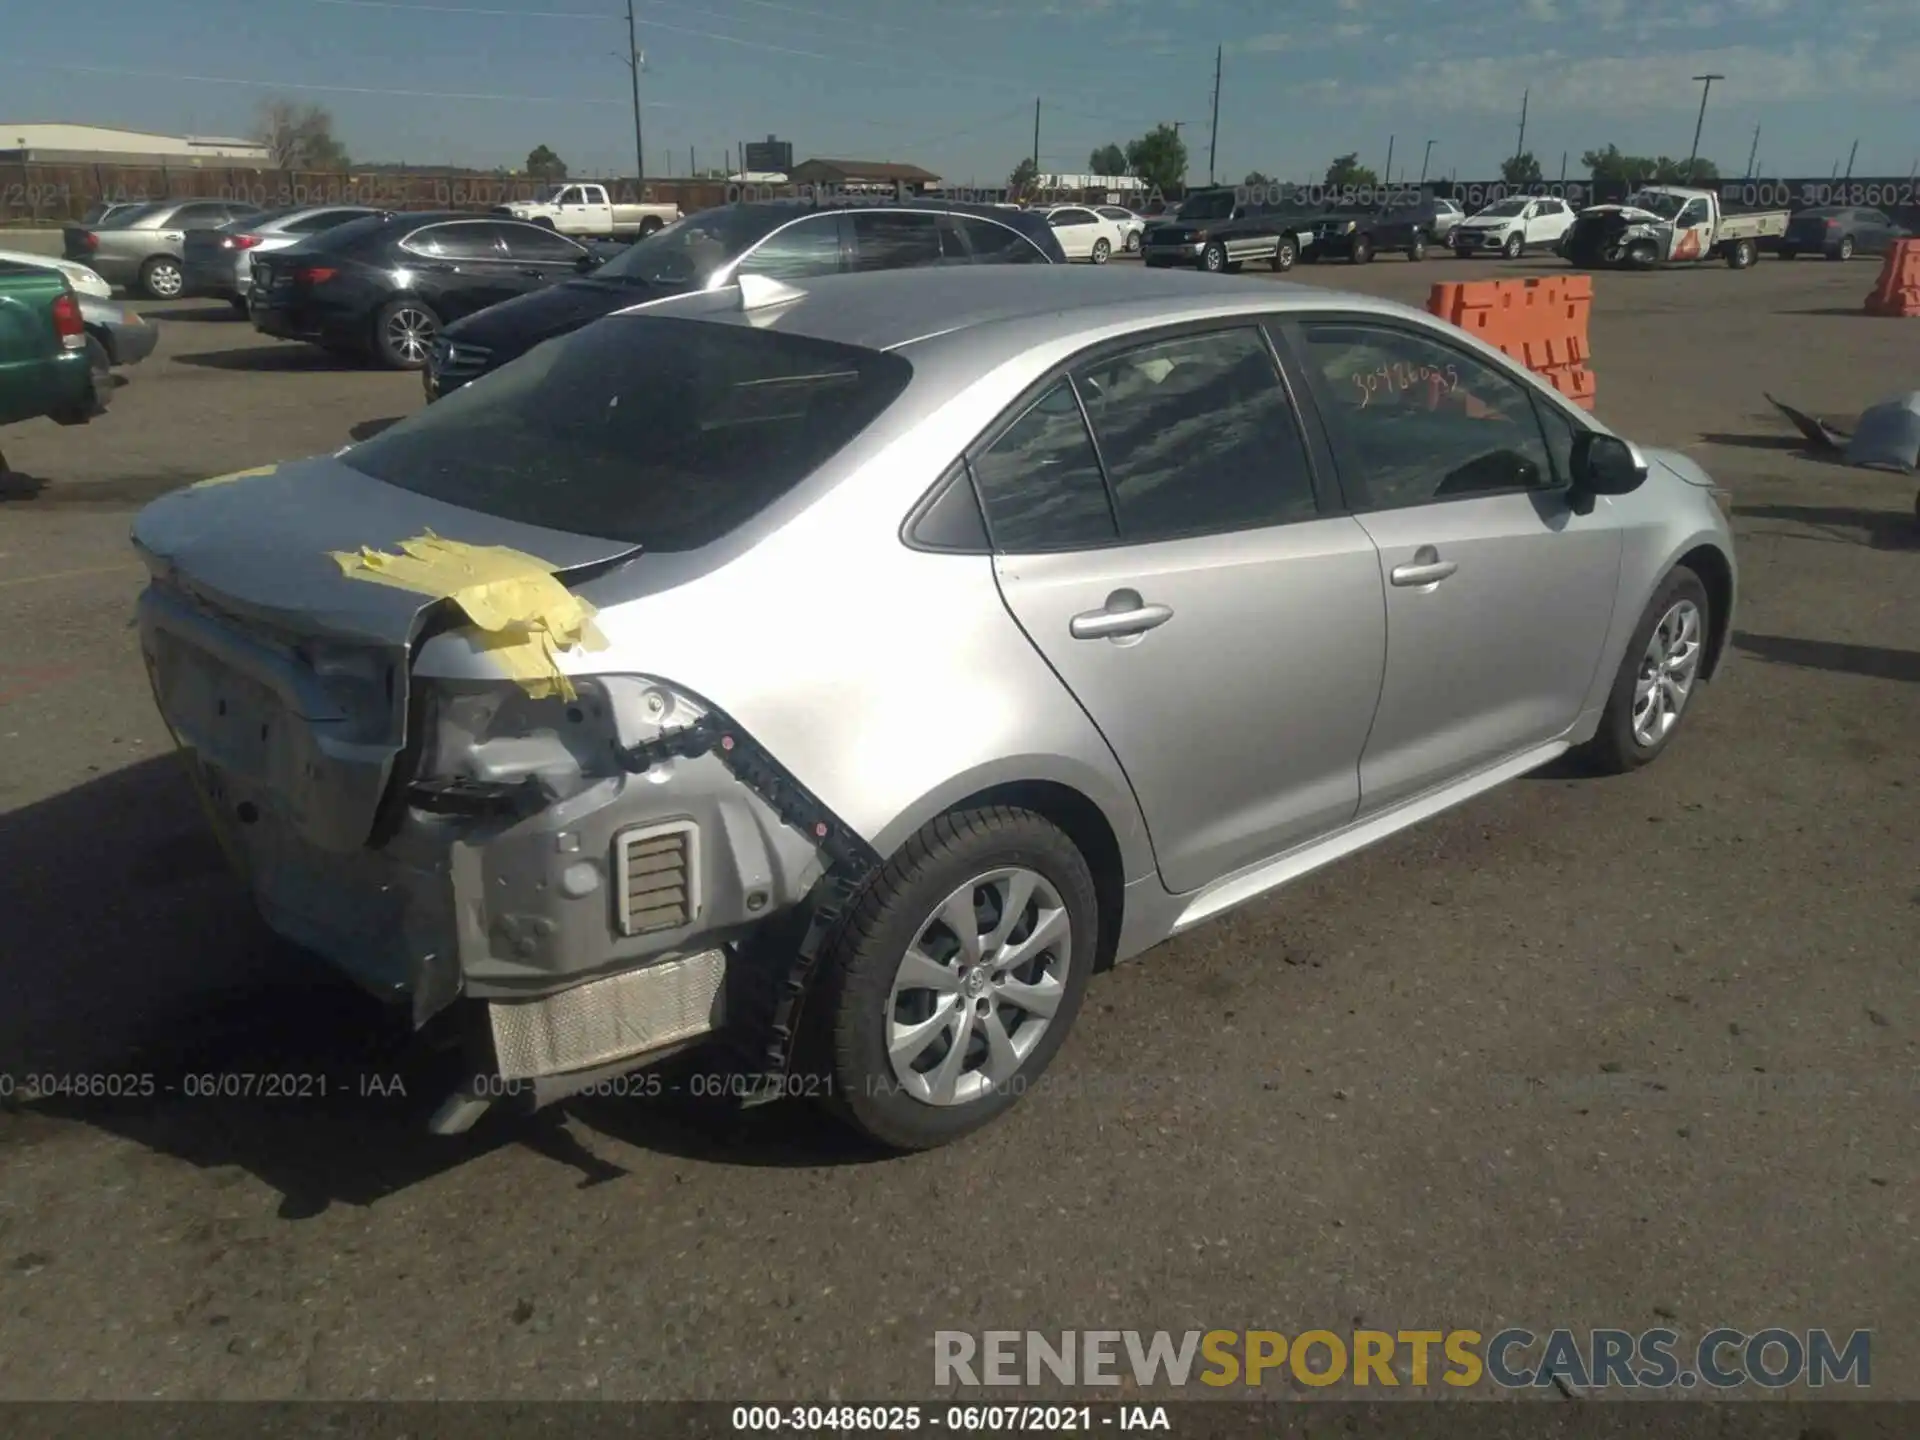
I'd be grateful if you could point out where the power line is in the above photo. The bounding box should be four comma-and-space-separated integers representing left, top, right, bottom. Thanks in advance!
5, 57, 659, 105
303, 0, 1193, 114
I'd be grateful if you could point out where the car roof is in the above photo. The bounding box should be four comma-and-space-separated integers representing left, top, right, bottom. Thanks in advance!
618, 265, 1420, 361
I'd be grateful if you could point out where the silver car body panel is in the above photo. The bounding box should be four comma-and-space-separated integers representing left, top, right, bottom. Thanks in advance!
132, 266, 1736, 1084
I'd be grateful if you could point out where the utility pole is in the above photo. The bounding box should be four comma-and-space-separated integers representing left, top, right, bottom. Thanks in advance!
1208, 45, 1222, 186
1383, 134, 1395, 187
1032, 98, 1040, 180
1558, 150, 1567, 184
1685, 73, 1722, 182
1843, 139, 1858, 180
623, 0, 645, 186
1514, 89, 1529, 168
1745, 123, 1760, 180
1419, 139, 1435, 185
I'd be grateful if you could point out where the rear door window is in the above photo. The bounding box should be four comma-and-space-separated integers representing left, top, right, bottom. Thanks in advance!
849, 211, 943, 271
953, 215, 1047, 263
340, 316, 913, 551
969, 381, 1115, 552
1071, 327, 1320, 541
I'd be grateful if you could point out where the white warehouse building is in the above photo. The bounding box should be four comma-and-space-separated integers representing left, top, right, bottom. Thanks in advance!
0, 123, 271, 165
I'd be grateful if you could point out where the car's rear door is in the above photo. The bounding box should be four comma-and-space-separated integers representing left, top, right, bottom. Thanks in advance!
978, 321, 1387, 893
400, 220, 527, 317
499, 221, 592, 290
1279, 314, 1623, 815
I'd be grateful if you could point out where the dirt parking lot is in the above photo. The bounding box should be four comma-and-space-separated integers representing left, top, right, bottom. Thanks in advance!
0, 253, 1915, 1403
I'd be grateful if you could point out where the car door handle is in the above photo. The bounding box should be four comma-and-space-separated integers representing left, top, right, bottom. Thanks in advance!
1070, 594, 1174, 640
1390, 546, 1458, 587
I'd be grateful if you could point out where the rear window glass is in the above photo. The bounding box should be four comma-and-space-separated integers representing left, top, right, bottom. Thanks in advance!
341, 316, 914, 551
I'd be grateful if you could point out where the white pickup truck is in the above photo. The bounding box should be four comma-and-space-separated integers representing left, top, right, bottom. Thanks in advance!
493, 183, 682, 240
1563, 185, 1790, 270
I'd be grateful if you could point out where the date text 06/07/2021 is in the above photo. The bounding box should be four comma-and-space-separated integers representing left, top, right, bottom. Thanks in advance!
729, 1405, 1171, 1433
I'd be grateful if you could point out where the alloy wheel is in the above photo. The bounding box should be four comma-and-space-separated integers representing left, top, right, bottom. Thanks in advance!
1632, 599, 1703, 747
146, 261, 183, 298
385, 306, 437, 365
885, 867, 1073, 1107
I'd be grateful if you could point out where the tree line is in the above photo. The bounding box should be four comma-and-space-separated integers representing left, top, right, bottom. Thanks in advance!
1006, 132, 1723, 197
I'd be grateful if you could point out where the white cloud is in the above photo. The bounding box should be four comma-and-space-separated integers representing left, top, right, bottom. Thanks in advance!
1342, 40, 1920, 114
1523, 0, 1559, 19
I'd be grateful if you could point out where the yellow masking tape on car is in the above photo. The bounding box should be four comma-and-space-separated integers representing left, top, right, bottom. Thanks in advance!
327, 530, 607, 701
192, 463, 280, 489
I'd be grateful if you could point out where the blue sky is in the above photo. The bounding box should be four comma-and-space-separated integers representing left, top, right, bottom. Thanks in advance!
6, 0, 1918, 183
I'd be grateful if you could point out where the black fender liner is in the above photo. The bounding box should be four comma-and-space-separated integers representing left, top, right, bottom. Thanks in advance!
613, 709, 881, 1100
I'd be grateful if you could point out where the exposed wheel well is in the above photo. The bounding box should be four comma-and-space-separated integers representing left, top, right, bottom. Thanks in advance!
1678, 544, 1734, 679
957, 780, 1127, 973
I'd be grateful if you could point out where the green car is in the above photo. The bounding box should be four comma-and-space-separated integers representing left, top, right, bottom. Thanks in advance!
0, 260, 103, 468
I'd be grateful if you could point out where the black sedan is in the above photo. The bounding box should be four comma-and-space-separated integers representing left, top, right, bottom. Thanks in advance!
248, 211, 601, 368
424, 198, 1067, 399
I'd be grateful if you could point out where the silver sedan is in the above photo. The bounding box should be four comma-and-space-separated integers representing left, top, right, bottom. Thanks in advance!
130, 267, 1735, 1151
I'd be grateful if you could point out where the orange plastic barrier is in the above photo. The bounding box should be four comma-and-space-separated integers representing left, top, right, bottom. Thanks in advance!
1864, 239, 1920, 317
1427, 274, 1596, 411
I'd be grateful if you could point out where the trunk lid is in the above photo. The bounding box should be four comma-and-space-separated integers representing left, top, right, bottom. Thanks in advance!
133, 454, 641, 851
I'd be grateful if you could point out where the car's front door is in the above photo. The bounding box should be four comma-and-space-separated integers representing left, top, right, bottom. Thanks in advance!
499, 221, 592, 286
1671, 197, 1712, 260
976, 323, 1388, 893
1528, 199, 1570, 245
1282, 316, 1624, 815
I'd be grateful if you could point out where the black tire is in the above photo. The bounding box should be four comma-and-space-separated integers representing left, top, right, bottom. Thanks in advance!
139, 255, 184, 300
1271, 237, 1297, 272
1627, 241, 1659, 270
1725, 238, 1756, 269
1124, 232, 1140, 252
1502, 232, 1524, 259
1200, 241, 1228, 273
1832, 234, 1855, 261
638, 217, 665, 237
1407, 232, 1428, 262
1349, 234, 1373, 264
1090, 237, 1111, 265
1576, 566, 1712, 775
371, 297, 441, 370
229, 295, 251, 315
813, 806, 1099, 1152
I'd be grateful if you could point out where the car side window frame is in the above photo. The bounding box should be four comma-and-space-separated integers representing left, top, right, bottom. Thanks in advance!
952, 317, 1337, 557
727, 210, 849, 280
402, 221, 508, 261
1273, 312, 1564, 514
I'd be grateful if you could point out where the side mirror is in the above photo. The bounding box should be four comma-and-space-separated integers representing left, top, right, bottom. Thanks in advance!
1570, 431, 1647, 496
575, 251, 599, 272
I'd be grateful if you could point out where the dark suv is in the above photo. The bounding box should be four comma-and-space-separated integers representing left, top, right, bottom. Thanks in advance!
1139, 188, 1305, 273
424, 199, 1067, 400
1305, 195, 1459, 263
